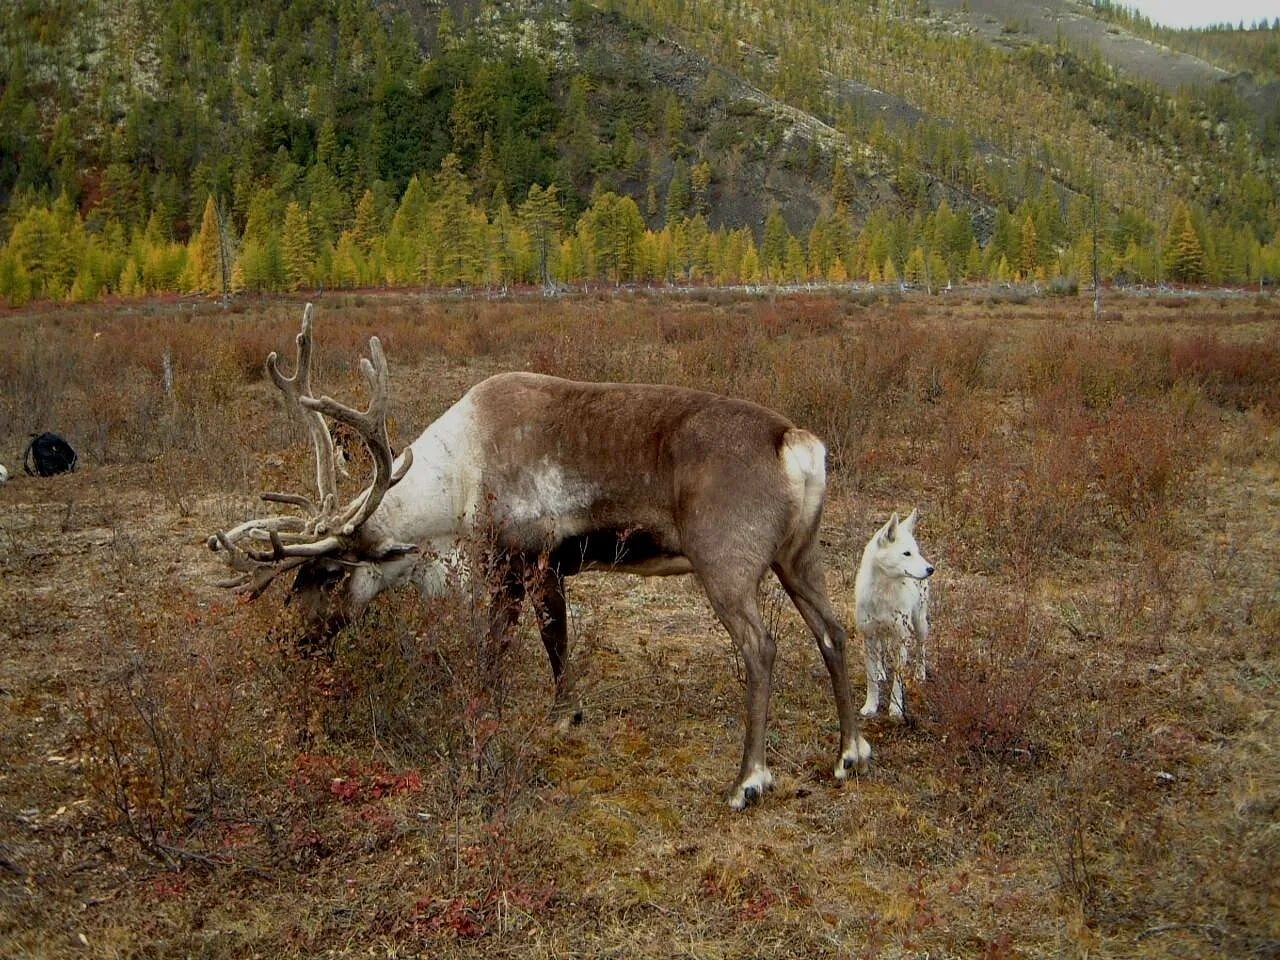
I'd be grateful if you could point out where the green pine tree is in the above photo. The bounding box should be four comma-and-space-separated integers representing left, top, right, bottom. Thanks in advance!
1165, 203, 1206, 283
1018, 214, 1039, 280
351, 189, 380, 255
904, 246, 927, 286
520, 183, 563, 289
666, 158, 692, 226
432, 154, 481, 286
763, 207, 789, 280
281, 201, 314, 291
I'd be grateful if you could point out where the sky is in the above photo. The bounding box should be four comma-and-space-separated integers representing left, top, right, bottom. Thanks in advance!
1120, 0, 1278, 29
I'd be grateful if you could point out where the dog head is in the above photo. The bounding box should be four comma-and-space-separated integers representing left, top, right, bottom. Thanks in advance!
872, 508, 934, 581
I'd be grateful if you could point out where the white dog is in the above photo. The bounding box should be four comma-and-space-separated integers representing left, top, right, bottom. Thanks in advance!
855, 509, 934, 719
0, 463, 8, 483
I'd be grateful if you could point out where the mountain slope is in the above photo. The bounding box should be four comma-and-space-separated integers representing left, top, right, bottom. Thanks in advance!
0, 0, 1277, 302
929, 0, 1234, 92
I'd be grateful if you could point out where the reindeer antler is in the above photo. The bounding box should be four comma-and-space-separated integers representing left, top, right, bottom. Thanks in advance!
265, 302, 338, 513
208, 304, 415, 595
300, 335, 413, 536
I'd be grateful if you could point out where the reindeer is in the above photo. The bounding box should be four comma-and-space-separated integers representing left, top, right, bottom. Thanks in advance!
210, 304, 870, 810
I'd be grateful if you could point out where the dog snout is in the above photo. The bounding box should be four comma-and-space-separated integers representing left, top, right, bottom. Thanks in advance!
925, 565, 935, 577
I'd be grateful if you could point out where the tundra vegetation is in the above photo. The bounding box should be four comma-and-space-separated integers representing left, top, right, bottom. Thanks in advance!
0, 290, 1276, 957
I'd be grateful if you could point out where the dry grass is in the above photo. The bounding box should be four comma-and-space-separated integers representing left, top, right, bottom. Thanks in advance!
0, 290, 1277, 958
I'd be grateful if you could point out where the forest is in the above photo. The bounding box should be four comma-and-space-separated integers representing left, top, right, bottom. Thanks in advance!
0, 0, 1278, 304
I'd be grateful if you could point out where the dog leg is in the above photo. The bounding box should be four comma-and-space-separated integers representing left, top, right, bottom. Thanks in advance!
912, 586, 929, 682
860, 636, 883, 717
888, 640, 909, 719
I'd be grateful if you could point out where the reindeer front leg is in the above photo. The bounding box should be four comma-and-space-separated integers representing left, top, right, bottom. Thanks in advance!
482, 564, 526, 696
531, 571, 582, 729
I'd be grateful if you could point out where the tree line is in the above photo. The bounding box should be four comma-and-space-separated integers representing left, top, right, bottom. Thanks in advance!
5, 150, 1279, 306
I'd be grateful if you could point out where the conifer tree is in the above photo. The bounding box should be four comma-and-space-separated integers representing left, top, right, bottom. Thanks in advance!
1165, 203, 1206, 283
433, 154, 481, 286
904, 246, 927, 286
281, 201, 314, 291
119, 256, 142, 297
929, 251, 949, 289
807, 215, 832, 279
351, 189, 380, 255
386, 176, 429, 283
436, 7, 457, 51
307, 162, 346, 244
691, 161, 712, 216
520, 183, 562, 289
13, 198, 83, 300
191, 195, 226, 295
490, 199, 520, 289
762, 207, 789, 280
740, 240, 761, 284
238, 189, 285, 292
825, 203, 851, 268
668, 219, 690, 280
1018, 214, 1039, 279
331, 231, 362, 288
784, 236, 807, 283
965, 239, 984, 280
685, 214, 710, 280
832, 156, 853, 206
0, 245, 31, 306
581, 192, 645, 283
561, 76, 596, 185
666, 158, 692, 225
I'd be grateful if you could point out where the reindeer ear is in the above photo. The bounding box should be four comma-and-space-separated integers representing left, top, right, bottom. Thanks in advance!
881, 513, 900, 544
904, 508, 919, 531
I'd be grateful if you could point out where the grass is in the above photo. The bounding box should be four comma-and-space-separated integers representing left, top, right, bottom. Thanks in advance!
0, 289, 1277, 958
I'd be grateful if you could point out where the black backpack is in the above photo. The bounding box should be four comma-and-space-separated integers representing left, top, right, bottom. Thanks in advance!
23, 432, 78, 477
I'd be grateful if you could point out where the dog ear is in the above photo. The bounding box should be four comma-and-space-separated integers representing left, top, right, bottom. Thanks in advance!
881, 512, 900, 544
904, 508, 919, 531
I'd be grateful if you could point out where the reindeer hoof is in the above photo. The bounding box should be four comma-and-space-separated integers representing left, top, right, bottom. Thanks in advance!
552, 703, 585, 733
834, 737, 873, 781
728, 766, 774, 810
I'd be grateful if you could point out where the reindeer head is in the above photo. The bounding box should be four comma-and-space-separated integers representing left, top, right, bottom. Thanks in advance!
208, 304, 415, 628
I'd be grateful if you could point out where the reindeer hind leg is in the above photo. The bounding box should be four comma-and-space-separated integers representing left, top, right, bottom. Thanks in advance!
772, 548, 871, 780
